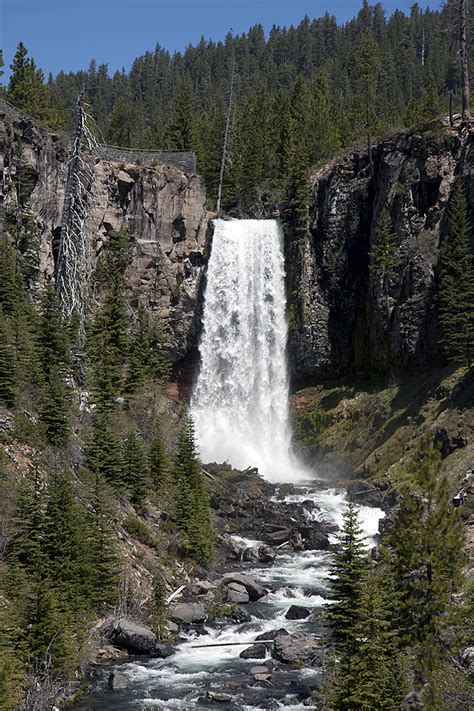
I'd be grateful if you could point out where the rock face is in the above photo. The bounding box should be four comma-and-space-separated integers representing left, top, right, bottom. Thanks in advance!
0, 101, 209, 366
287, 130, 474, 383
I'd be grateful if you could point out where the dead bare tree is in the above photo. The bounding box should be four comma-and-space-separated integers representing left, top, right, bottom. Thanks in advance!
55, 93, 97, 337
460, 0, 471, 124
216, 59, 236, 213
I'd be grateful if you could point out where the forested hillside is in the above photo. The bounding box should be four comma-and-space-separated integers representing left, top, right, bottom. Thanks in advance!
1, 1, 472, 210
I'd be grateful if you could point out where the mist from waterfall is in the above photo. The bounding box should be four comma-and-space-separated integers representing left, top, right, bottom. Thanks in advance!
191, 218, 306, 483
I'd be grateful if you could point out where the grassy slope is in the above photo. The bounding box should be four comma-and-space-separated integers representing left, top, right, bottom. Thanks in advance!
292, 365, 474, 489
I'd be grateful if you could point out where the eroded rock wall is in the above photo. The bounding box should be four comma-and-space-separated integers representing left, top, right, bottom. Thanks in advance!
287, 129, 474, 384
0, 103, 209, 363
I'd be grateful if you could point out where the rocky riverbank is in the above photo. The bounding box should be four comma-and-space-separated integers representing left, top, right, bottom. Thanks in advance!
73, 475, 386, 710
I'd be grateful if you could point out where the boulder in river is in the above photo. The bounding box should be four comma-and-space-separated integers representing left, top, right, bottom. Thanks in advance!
230, 606, 252, 623
273, 633, 322, 665
258, 545, 276, 563
222, 573, 268, 601
169, 602, 206, 624
285, 604, 311, 620
108, 670, 128, 690
150, 643, 177, 659
248, 665, 271, 677
303, 528, 331, 551
239, 643, 267, 659
106, 618, 157, 655
225, 582, 250, 604
207, 690, 233, 702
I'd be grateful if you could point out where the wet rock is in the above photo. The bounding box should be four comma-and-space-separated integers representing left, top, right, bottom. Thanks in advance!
303, 528, 331, 551
108, 670, 128, 690
169, 602, 206, 624
273, 633, 322, 665
243, 546, 259, 562
230, 606, 252, 623
264, 527, 293, 545
106, 618, 157, 655
255, 628, 289, 642
150, 643, 176, 659
226, 582, 250, 604
206, 690, 233, 703
347, 480, 384, 508
222, 573, 268, 601
285, 604, 311, 620
240, 644, 267, 660
249, 665, 270, 676
258, 545, 276, 563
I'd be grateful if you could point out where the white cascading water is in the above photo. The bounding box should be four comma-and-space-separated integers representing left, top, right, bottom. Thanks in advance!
191, 218, 304, 483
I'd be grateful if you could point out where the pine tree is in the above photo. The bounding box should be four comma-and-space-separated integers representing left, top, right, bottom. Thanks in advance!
313, 69, 341, 161
8, 43, 61, 127
0, 310, 17, 407
327, 501, 368, 648
173, 416, 214, 564
148, 570, 167, 636
355, 30, 381, 177
333, 561, 406, 710
148, 427, 171, 500
42, 471, 91, 608
39, 365, 70, 445
86, 473, 119, 610
123, 432, 149, 514
438, 179, 474, 364
84, 410, 126, 490
37, 284, 69, 378
108, 96, 144, 147
390, 441, 465, 650
169, 79, 197, 150
370, 208, 398, 323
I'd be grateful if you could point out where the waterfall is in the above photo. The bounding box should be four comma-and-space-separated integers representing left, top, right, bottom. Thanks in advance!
191, 218, 304, 483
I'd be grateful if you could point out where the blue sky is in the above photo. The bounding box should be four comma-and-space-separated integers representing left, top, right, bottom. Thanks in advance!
1, 0, 436, 81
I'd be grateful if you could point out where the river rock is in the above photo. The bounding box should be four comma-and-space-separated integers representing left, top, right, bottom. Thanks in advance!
258, 545, 276, 563
169, 602, 206, 624
150, 643, 176, 659
285, 604, 311, 620
239, 644, 267, 660
264, 527, 293, 545
230, 606, 252, 623
226, 582, 250, 604
273, 633, 322, 665
303, 528, 331, 551
207, 690, 233, 702
222, 573, 268, 601
248, 665, 270, 676
191, 580, 217, 596
107, 618, 157, 654
108, 670, 128, 690
255, 628, 289, 642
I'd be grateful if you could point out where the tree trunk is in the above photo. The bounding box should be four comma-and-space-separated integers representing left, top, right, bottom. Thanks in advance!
449, 88, 455, 126
216, 61, 235, 213
366, 79, 374, 178
460, 0, 471, 125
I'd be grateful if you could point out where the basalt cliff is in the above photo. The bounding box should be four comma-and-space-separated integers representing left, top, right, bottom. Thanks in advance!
1, 101, 473, 386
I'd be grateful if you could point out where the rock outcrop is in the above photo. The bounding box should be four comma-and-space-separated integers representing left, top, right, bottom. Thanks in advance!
287, 129, 474, 383
0, 101, 209, 366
